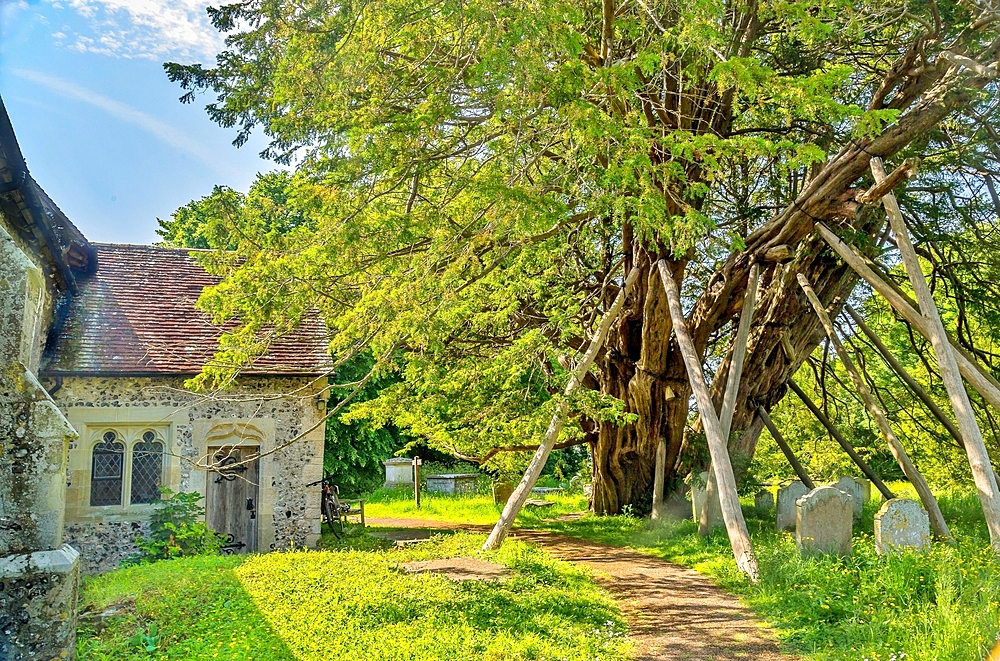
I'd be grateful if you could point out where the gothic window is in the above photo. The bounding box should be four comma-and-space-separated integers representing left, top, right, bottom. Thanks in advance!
130, 431, 164, 505
90, 432, 125, 506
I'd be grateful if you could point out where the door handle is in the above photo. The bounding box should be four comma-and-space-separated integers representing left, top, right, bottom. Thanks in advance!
247, 498, 256, 519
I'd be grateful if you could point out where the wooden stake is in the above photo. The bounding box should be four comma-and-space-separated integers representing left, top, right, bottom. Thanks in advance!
797, 273, 951, 540
659, 261, 759, 581
870, 156, 1000, 549
847, 304, 1000, 491
816, 223, 1000, 412
700, 264, 761, 536
789, 379, 896, 501
845, 304, 965, 447
651, 438, 667, 520
756, 406, 815, 489
483, 267, 641, 550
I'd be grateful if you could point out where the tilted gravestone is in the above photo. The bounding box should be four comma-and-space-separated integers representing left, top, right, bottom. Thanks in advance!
776, 480, 809, 531
874, 498, 931, 555
796, 486, 853, 557
755, 489, 774, 512
832, 476, 871, 521
689, 472, 723, 531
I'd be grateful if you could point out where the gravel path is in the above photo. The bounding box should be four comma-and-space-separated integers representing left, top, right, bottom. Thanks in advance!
367, 517, 797, 661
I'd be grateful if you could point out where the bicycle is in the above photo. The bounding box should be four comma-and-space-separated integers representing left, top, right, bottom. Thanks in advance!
307, 472, 352, 536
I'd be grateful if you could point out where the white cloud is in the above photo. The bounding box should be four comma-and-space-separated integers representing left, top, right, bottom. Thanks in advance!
12, 69, 229, 174
52, 0, 224, 60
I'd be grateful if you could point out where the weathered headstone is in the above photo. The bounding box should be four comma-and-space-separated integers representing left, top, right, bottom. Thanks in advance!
776, 480, 809, 531
383, 457, 414, 488
833, 476, 871, 520
493, 482, 515, 505
755, 489, 774, 512
689, 471, 723, 530
425, 473, 479, 495
796, 486, 853, 557
874, 498, 931, 555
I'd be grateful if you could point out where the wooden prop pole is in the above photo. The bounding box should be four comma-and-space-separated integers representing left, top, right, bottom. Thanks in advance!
845, 304, 964, 446
650, 438, 667, 520
797, 273, 951, 540
816, 223, 1000, 412
870, 157, 1000, 548
846, 304, 1000, 490
700, 264, 761, 536
756, 406, 815, 489
659, 261, 759, 581
483, 267, 641, 550
788, 379, 896, 501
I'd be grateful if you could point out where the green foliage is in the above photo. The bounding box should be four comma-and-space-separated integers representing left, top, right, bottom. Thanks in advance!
156, 0, 971, 469
77, 534, 630, 661
541, 490, 1000, 661
324, 353, 412, 496
134, 490, 222, 563
156, 171, 311, 250
363, 485, 589, 525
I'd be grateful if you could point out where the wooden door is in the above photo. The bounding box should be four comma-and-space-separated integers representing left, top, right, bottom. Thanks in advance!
206, 446, 259, 554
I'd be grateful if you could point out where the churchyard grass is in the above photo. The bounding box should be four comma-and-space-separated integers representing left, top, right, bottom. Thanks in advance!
539, 488, 1000, 661
76, 532, 630, 661
363, 485, 589, 525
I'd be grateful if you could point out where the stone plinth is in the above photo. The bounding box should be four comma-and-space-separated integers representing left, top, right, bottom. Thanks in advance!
690, 472, 723, 531
776, 481, 809, 531
874, 498, 931, 555
383, 457, 414, 488
796, 486, 853, 557
0, 545, 80, 660
425, 473, 479, 495
755, 490, 774, 512
833, 476, 871, 521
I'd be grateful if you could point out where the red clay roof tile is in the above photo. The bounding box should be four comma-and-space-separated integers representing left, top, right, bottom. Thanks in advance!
44, 243, 331, 376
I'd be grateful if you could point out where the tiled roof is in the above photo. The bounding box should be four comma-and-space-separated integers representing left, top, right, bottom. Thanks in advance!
44, 244, 331, 376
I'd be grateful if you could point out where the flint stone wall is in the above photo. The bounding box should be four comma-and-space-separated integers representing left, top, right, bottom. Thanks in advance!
874, 498, 931, 555
796, 486, 853, 557
50, 375, 326, 574
777, 481, 809, 531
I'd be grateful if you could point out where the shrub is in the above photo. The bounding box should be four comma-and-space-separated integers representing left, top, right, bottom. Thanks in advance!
134, 489, 222, 562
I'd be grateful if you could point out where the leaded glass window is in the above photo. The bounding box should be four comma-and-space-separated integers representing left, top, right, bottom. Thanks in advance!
90, 434, 125, 506
130, 435, 164, 505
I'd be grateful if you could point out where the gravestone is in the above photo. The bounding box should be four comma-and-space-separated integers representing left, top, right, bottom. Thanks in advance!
689, 471, 723, 531
493, 482, 515, 505
755, 489, 774, 512
776, 480, 809, 531
425, 473, 479, 495
383, 457, 414, 488
833, 476, 871, 520
796, 486, 853, 557
874, 498, 931, 555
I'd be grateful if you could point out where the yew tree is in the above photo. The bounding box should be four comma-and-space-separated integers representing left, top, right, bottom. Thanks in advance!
167, 0, 1000, 514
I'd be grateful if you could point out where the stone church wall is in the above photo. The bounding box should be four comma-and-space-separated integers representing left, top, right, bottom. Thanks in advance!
49, 375, 326, 574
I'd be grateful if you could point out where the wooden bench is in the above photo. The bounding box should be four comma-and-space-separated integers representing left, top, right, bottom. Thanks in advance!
341, 498, 366, 527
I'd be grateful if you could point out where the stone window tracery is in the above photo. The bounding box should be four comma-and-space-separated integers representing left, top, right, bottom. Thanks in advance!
88, 428, 167, 507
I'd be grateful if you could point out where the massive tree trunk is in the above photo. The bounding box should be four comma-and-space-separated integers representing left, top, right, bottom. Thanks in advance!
586, 45, 997, 512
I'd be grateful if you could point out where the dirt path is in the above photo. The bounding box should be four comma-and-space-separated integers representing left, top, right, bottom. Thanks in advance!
368, 517, 796, 661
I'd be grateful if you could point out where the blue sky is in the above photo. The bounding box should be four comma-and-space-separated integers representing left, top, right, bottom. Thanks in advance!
0, 0, 275, 244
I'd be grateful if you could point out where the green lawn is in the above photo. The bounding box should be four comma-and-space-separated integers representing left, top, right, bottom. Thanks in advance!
352, 484, 1000, 660
538, 489, 1000, 661
363, 485, 589, 525
76, 532, 630, 661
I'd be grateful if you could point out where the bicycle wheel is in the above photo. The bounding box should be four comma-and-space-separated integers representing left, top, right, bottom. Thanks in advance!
323, 498, 344, 538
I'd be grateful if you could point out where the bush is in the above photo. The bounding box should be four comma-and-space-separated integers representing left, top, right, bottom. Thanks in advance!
134, 490, 222, 562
